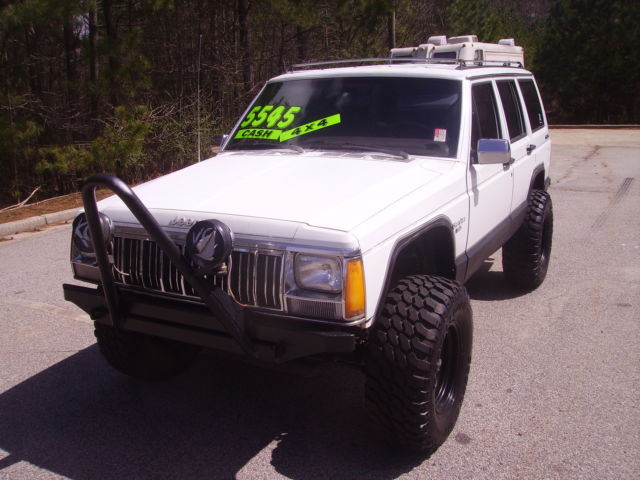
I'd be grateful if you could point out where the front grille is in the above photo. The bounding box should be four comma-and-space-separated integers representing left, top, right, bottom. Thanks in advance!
112, 236, 283, 310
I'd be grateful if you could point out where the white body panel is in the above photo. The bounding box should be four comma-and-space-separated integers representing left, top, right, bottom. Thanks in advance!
100, 152, 451, 234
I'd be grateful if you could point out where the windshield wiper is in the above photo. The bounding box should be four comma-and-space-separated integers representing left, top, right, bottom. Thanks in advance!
230, 143, 305, 154
306, 141, 409, 160
343, 143, 410, 160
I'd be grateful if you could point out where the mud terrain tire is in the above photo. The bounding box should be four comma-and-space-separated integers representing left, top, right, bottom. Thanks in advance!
502, 189, 553, 290
365, 275, 473, 453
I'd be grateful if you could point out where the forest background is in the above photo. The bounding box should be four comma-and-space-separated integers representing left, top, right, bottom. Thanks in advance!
0, 0, 638, 207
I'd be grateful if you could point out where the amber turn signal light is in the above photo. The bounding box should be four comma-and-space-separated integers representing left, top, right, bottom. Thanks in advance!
345, 259, 365, 319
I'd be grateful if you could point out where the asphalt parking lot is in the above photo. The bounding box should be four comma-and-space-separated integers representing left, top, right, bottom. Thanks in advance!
0, 129, 638, 479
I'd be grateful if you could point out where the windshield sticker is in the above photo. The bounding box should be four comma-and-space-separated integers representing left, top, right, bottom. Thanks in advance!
279, 114, 341, 142
434, 128, 447, 142
234, 113, 342, 142
234, 128, 282, 140
240, 105, 302, 129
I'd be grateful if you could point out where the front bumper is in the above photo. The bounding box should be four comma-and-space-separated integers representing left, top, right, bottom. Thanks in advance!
64, 283, 360, 363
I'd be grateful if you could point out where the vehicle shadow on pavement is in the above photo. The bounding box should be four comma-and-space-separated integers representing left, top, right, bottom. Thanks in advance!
0, 346, 424, 479
465, 259, 529, 301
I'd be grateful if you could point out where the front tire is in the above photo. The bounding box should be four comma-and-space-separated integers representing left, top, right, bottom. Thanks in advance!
94, 323, 200, 380
365, 275, 473, 453
502, 189, 553, 290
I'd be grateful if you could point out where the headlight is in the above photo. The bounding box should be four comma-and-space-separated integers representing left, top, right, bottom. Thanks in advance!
72, 212, 113, 256
294, 254, 342, 293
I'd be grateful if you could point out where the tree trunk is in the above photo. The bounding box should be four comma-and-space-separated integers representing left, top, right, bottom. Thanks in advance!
63, 19, 77, 102
237, 0, 252, 95
88, 5, 99, 125
296, 26, 308, 63
388, 7, 396, 50
103, 0, 119, 107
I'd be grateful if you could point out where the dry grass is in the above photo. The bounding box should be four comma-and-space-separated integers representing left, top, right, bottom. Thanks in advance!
0, 190, 113, 224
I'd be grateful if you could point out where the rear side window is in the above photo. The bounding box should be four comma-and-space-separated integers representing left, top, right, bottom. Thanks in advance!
518, 79, 545, 132
471, 82, 502, 154
497, 80, 526, 142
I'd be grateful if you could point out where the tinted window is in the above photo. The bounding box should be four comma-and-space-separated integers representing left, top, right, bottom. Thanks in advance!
518, 79, 545, 132
497, 80, 526, 141
227, 77, 462, 158
471, 82, 502, 156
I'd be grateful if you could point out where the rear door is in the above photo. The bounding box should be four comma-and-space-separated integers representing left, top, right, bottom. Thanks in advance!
495, 78, 547, 214
514, 77, 551, 209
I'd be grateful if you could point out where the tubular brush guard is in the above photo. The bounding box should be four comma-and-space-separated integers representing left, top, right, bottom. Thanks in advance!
80, 173, 256, 357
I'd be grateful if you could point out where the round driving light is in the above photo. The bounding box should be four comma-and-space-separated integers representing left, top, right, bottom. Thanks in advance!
185, 219, 233, 273
72, 212, 113, 255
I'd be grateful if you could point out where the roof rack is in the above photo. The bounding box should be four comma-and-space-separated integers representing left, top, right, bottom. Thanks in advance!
290, 57, 524, 71
390, 34, 525, 67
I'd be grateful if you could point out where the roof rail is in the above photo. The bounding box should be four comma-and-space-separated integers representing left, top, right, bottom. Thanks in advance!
289, 57, 524, 71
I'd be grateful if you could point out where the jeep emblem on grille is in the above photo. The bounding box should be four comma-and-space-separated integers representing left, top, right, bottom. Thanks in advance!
169, 216, 196, 227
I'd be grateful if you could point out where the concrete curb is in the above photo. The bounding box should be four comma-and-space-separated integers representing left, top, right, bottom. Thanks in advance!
43, 208, 80, 226
549, 124, 640, 129
0, 208, 79, 237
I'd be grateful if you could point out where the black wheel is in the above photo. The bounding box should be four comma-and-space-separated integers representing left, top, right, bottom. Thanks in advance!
365, 275, 473, 454
94, 323, 200, 380
502, 189, 553, 290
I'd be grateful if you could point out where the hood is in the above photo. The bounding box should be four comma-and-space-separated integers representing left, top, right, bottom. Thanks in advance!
99, 151, 454, 232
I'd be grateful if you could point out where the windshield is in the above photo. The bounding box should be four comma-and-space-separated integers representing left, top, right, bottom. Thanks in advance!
226, 76, 462, 158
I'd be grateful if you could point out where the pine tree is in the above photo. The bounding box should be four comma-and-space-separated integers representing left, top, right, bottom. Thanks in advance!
537, 0, 640, 123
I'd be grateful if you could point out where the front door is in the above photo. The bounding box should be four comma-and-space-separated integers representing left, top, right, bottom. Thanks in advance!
466, 81, 514, 254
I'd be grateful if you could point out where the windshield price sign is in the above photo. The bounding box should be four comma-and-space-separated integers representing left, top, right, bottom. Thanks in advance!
235, 105, 341, 141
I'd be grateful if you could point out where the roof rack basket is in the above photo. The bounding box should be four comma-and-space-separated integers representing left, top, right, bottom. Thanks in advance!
390, 35, 525, 67
290, 36, 524, 71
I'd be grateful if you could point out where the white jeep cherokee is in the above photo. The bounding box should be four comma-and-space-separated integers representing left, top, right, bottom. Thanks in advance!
64, 36, 552, 454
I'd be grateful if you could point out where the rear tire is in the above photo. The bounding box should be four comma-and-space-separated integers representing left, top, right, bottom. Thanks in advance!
94, 323, 200, 380
502, 189, 553, 290
365, 275, 473, 454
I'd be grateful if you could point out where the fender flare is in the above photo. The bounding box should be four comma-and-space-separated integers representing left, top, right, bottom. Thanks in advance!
373, 216, 457, 323
529, 164, 547, 192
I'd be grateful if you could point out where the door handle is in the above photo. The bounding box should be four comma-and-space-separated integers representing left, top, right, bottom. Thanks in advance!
503, 157, 515, 167
526, 144, 536, 155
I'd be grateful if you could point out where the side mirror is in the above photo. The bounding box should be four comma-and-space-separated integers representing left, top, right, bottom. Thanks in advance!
212, 134, 229, 147
477, 138, 511, 165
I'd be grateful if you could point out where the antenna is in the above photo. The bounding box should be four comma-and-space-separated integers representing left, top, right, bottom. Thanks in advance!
197, 33, 202, 162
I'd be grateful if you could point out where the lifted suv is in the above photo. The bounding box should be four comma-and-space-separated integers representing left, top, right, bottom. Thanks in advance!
64, 35, 552, 455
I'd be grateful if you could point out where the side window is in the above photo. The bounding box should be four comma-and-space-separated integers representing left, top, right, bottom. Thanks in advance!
518, 79, 545, 132
471, 82, 502, 157
497, 80, 526, 142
